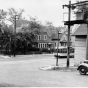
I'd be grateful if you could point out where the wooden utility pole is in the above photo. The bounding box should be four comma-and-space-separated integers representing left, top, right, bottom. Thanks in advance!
14, 15, 18, 57
14, 15, 17, 34
63, 0, 71, 68
56, 31, 59, 66
67, 0, 71, 68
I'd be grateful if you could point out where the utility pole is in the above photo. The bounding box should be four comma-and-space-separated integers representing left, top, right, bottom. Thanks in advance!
67, 0, 71, 68
14, 15, 17, 34
63, 0, 71, 68
56, 31, 59, 66
14, 15, 18, 57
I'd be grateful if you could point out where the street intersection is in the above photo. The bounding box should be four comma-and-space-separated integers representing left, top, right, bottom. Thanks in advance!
0, 54, 87, 87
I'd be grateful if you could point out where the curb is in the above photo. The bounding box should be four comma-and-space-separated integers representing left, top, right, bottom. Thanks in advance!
40, 65, 77, 71
0, 55, 11, 59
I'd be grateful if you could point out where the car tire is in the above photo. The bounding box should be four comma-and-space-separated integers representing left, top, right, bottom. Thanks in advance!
79, 67, 87, 75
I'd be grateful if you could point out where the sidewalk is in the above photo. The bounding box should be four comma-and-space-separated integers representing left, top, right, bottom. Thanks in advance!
40, 65, 77, 71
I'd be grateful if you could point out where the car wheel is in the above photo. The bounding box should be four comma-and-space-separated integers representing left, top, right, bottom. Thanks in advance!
79, 67, 87, 75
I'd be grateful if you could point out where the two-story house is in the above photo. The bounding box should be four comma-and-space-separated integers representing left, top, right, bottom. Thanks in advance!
37, 31, 55, 49
37, 26, 68, 50
52, 33, 62, 48
52, 31, 71, 48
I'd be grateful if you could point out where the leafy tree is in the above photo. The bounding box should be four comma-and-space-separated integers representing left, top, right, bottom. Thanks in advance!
11, 16, 42, 54
0, 9, 7, 32
8, 8, 24, 24
75, 0, 88, 20
0, 9, 7, 22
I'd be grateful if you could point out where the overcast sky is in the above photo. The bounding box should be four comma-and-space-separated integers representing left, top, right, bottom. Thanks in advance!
0, 0, 78, 27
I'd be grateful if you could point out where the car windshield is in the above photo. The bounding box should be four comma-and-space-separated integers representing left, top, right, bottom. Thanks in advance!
84, 61, 88, 64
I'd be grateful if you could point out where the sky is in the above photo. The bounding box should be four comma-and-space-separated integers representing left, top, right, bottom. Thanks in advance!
0, 0, 79, 27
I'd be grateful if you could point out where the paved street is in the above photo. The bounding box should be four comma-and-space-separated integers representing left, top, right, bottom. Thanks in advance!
0, 54, 88, 87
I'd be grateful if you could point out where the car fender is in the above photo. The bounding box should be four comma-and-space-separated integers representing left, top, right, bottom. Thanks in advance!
80, 63, 88, 67
77, 64, 88, 71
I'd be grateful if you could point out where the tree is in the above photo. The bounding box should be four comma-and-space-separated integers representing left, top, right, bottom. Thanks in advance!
44, 21, 58, 37
75, 0, 88, 20
8, 8, 24, 24
12, 16, 42, 54
0, 9, 7, 32
45, 21, 53, 26
28, 16, 42, 30
0, 9, 7, 22
7, 8, 25, 56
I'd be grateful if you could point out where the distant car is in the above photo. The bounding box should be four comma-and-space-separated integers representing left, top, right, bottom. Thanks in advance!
77, 60, 88, 75
54, 46, 74, 58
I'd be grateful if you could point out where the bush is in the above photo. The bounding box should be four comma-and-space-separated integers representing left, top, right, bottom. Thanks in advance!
41, 48, 49, 52
40, 48, 55, 53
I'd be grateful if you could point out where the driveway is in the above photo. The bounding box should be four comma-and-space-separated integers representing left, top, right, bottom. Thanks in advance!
0, 54, 88, 87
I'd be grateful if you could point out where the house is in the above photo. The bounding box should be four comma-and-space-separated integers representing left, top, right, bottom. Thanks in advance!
37, 27, 55, 49
37, 32, 53, 49
52, 31, 72, 48
72, 24, 87, 66
52, 33, 62, 48
37, 32, 54, 49
37, 30, 69, 51
52, 32, 66, 47
37, 26, 66, 49
37, 26, 67, 50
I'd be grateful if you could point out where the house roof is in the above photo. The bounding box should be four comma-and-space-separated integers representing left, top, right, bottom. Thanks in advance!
52, 33, 62, 40
72, 24, 87, 35
60, 39, 67, 43
39, 26, 57, 37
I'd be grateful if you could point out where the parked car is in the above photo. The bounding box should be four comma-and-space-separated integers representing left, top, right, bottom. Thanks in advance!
54, 46, 74, 58
77, 60, 88, 75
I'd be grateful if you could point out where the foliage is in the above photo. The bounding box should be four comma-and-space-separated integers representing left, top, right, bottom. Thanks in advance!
8, 8, 25, 24
75, 1, 88, 20
0, 8, 62, 55
0, 9, 7, 21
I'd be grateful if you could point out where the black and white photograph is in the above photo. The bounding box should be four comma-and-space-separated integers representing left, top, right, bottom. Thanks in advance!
0, 0, 88, 87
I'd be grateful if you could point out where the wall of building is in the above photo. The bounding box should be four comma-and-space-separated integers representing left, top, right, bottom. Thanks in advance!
74, 35, 86, 66
71, 36, 75, 47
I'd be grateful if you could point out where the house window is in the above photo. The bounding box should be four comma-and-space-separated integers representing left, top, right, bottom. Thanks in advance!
44, 35, 47, 40
38, 43, 48, 48
38, 35, 41, 40
61, 43, 64, 46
